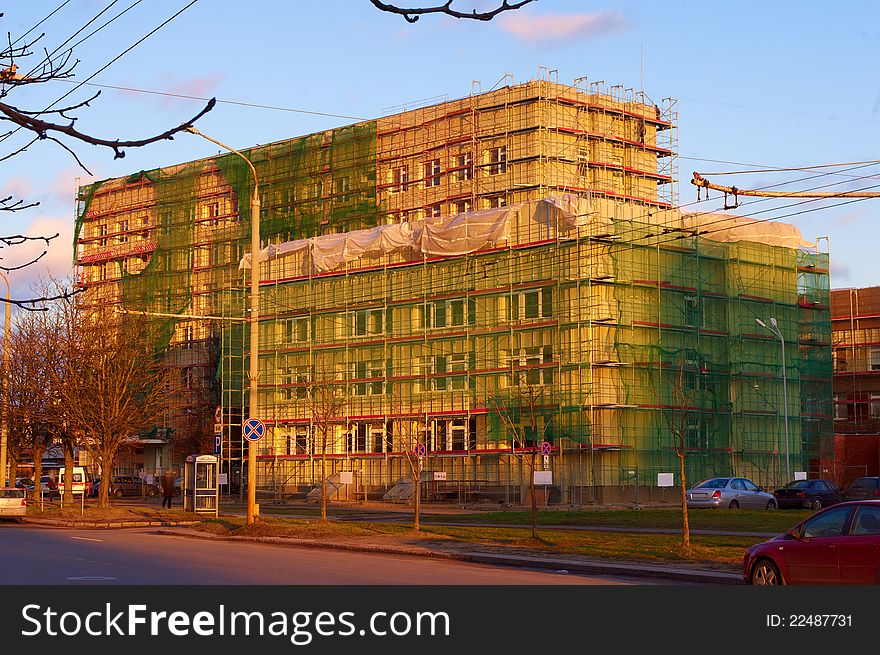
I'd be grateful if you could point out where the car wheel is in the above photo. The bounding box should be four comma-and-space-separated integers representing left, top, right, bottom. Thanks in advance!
766, 500, 777, 511
114, 489, 124, 498
728, 500, 739, 509
812, 498, 822, 511
750, 559, 782, 585
147, 488, 158, 497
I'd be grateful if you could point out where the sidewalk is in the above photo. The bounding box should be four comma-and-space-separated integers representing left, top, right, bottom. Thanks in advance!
155, 526, 743, 585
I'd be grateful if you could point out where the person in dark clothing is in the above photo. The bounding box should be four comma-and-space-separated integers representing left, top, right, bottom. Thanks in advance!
160, 470, 175, 508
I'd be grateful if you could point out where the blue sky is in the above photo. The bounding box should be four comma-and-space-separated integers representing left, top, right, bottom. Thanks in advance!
2, 0, 879, 299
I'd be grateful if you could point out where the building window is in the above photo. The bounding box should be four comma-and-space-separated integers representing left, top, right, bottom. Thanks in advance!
502, 346, 554, 386
182, 367, 194, 391
488, 146, 507, 175
870, 348, 880, 371
205, 202, 220, 226
684, 295, 700, 328
184, 325, 194, 350
118, 220, 129, 244
339, 308, 389, 338
279, 367, 309, 401
418, 354, 468, 392
424, 159, 441, 188
871, 393, 880, 419
285, 427, 310, 455
506, 287, 553, 321
427, 203, 442, 218
284, 317, 310, 344
391, 166, 409, 193
162, 211, 173, 236
455, 152, 473, 181
420, 298, 475, 329
453, 199, 472, 215
833, 348, 848, 373
352, 360, 386, 396
486, 195, 507, 209
98, 224, 108, 247
833, 393, 847, 420
336, 176, 351, 202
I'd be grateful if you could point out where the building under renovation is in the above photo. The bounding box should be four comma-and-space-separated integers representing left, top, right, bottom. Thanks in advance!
74, 76, 832, 502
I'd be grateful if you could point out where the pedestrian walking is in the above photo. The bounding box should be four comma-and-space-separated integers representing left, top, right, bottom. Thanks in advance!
161, 470, 175, 509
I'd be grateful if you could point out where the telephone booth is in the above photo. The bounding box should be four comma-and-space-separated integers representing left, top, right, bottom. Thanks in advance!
184, 454, 219, 515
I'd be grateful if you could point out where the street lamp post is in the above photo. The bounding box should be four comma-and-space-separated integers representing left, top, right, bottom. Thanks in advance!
756, 317, 790, 481
0, 272, 9, 487
186, 127, 261, 525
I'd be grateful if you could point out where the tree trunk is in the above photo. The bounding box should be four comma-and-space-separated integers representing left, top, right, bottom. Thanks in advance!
97, 451, 112, 509
62, 441, 75, 505
678, 452, 690, 550
32, 444, 43, 505
320, 445, 327, 522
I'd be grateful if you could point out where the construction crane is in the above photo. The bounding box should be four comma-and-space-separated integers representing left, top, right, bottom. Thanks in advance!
691, 171, 880, 209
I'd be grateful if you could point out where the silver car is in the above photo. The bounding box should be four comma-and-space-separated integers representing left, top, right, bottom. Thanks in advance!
686, 477, 777, 510
0, 488, 27, 521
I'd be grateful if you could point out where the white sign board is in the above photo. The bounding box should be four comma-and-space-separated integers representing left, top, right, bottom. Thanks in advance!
794, 471, 808, 481
213, 423, 223, 435
433, 471, 447, 481
533, 471, 553, 486
217, 473, 228, 486
657, 473, 674, 488
339, 471, 354, 484
145, 474, 155, 485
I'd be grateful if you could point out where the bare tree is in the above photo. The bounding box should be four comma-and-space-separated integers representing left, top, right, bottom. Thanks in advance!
50, 306, 171, 508
490, 370, 550, 540
660, 349, 697, 552
306, 358, 347, 522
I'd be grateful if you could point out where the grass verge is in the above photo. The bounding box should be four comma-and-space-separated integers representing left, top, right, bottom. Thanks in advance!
193, 516, 756, 566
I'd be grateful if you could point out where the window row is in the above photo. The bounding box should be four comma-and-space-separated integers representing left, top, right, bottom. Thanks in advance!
387, 147, 505, 193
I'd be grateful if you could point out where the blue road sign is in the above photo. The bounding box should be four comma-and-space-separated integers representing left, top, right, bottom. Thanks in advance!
413, 442, 427, 458
243, 417, 266, 442
213, 435, 222, 455
541, 441, 552, 456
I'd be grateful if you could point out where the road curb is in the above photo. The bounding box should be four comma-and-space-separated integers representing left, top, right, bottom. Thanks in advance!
22, 517, 199, 529
153, 528, 742, 585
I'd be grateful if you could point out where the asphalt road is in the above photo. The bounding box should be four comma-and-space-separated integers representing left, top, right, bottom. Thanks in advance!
0, 525, 641, 585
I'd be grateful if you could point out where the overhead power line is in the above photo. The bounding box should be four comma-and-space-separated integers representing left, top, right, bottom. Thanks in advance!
51, 79, 367, 121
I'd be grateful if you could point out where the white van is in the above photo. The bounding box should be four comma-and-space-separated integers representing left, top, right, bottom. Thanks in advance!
58, 467, 91, 496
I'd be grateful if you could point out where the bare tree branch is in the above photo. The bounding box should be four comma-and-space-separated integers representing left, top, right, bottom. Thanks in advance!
0, 97, 216, 160
369, 0, 535, 23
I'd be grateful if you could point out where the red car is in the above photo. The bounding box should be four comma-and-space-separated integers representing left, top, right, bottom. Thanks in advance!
744, 500, 880, 585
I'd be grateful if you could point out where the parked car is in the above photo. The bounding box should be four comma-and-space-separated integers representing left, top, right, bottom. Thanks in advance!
686, 477, 777, 510
744, 500, 880, 584
14, 478, 34, 491
105, 475, 159, 498
845, 476, 880, 501
0, 487, 27, 521
774, 479, 844, 510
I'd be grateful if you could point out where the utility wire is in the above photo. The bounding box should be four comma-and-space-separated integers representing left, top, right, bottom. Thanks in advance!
9, 0, 73, 47
51, 79, 367, 121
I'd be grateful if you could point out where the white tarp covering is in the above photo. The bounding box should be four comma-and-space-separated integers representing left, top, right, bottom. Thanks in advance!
681, 212, 816, 249
239, 194, 590, 272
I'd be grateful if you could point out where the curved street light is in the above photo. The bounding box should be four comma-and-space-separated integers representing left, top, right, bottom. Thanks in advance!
186, 127, 261, 525
756, 317, 790, 482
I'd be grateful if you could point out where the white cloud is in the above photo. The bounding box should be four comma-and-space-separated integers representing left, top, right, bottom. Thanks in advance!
830, 258, 851, 282
498, 10, 630, 45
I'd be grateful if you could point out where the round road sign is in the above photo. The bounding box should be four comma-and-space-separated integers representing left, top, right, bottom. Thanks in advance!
413, 442, 427, 458
243, 417, 266, 442
214, 405, 223, 424
540, 441, 552, 456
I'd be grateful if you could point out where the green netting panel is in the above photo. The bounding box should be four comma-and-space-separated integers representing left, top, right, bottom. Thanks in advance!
117, 163, 203, 353
74, 181, 102, 263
